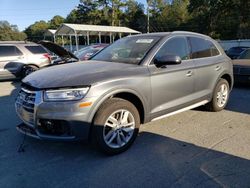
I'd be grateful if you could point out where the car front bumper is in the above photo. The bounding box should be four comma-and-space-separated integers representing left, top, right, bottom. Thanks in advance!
15, 88, 94, 141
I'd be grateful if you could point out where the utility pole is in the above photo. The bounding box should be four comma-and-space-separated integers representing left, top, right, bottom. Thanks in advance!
112, 0, 115, 26
147, 0, 150, 33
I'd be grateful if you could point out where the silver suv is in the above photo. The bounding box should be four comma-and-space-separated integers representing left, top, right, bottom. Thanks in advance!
15, 32, 233, 154
0, 41, 51, 80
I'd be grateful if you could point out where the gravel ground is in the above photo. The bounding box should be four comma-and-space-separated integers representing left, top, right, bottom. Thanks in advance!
0, 81, 250, 188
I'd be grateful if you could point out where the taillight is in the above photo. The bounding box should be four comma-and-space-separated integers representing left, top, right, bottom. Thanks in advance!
43, 53, 51, 62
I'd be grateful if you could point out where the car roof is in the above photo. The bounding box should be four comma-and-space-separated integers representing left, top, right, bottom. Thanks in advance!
129, 31, 211, 39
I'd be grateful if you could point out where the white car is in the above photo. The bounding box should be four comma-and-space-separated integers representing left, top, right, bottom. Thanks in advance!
0, 41, 51, 80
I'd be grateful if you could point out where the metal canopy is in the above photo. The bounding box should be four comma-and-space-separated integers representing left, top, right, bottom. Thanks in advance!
44, 29, 57, 36
51, 23, 141, 52
44, 29, 57, 42
55, 23, 141, 36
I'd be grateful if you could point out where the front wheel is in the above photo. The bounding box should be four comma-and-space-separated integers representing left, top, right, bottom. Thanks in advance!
92, 98, 140, 155
205, 78, 230, 112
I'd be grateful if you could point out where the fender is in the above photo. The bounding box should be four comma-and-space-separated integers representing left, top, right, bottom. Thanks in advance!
87, 87, 148, 123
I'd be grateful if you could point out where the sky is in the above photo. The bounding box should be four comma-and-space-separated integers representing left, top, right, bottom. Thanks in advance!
0, 0, 146, 31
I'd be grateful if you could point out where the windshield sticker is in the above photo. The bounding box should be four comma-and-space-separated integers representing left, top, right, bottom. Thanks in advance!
136, 39, 154, 43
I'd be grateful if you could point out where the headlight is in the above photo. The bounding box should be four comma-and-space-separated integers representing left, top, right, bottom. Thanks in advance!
44, 87, 89, 101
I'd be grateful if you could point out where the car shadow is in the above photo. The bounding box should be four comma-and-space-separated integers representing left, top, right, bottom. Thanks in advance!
226, 84, 250, 115
193, 84, 250, 115
1, 130, 250, 188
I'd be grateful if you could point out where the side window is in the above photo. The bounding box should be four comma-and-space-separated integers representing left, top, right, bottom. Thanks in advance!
154, 37, 190, 61
0, 45, 23, 57
189, 37, 220, 59
210, 42, 220, 56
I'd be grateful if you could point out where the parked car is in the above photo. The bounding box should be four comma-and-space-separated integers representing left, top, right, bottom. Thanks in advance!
226, 46, 249, 59
75, 44, 108, 61
15, 32, 233, 155
233, 49, 250, 83
38, 40, 79, 65
0, 41, 51, 80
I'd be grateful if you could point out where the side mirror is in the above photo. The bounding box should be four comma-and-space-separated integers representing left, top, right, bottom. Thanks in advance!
154, 55, 182, 68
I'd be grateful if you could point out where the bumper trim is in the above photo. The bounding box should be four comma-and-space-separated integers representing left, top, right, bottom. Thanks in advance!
16, 123, 40, 139
16, 123, 77, 141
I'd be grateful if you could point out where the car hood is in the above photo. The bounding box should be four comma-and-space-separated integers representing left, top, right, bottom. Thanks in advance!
232, 59, 250, 66
38, 40, 78, 60
22, 61, 147, 89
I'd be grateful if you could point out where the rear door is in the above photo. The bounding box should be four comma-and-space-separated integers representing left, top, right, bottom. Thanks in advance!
0, 45, 24, 78
149, 36, 196, 119
188, 36, 223, 100
24, 45, 51, 67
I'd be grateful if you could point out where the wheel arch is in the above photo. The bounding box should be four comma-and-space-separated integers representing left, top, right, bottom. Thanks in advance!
220, 73, 233, 90
89, 89, 147, 125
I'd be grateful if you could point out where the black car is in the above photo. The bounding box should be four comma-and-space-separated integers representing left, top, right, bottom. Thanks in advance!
226, 46, 250, 59
232, 49, 250, 84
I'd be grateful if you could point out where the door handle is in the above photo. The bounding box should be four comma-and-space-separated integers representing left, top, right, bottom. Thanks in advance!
186, 71, 193, 77
215, 65, 221, 71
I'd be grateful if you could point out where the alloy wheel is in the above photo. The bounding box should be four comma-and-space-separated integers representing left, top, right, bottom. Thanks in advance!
216, 83, 228, 108
103, 109, 135, 149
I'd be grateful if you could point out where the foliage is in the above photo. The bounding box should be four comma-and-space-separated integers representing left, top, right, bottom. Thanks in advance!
22, 0, 250, 41
24, 21, 49, 42
49, 15, 65, 29
0, 21, 27, 41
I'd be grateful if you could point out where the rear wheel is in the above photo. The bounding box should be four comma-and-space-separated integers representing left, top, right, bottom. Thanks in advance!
92, 98, 140, 155
205, 78, 230, 112
22, 65, 38, 78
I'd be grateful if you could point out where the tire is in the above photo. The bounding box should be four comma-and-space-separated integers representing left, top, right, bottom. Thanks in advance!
22, 65, 38, 78
92, 98, 140, 155
205, 78, 230, 112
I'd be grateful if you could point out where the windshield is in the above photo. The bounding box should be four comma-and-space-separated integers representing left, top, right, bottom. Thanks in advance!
91, 36, 161, 64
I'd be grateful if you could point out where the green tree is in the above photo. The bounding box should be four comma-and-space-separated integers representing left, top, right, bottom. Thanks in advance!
124, 0, 146, 32
65, 9, 79, 23
49, 15, 65, 29
148, 0, 190, 32
0, 21, 27, 41
188, 0, 249, 39
24, 20, 49, 41
66, 0, 127, 26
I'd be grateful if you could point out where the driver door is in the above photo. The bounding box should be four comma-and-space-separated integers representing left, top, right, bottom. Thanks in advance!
149, 36, 196, 120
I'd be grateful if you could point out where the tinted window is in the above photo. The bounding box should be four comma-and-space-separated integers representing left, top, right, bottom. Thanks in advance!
0, 45, 23, 57
154, 37, 189, 61
227, 47, 248, 54
189, 37, 220, 59
239, 49, 250, 59
25, 45, 47, 54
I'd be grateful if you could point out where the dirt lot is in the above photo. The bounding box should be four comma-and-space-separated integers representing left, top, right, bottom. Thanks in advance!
0, 81, 250, 188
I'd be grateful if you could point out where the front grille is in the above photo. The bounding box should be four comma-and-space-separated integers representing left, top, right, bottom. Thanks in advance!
16, 88, 36, 113
16, 88, 36, 125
